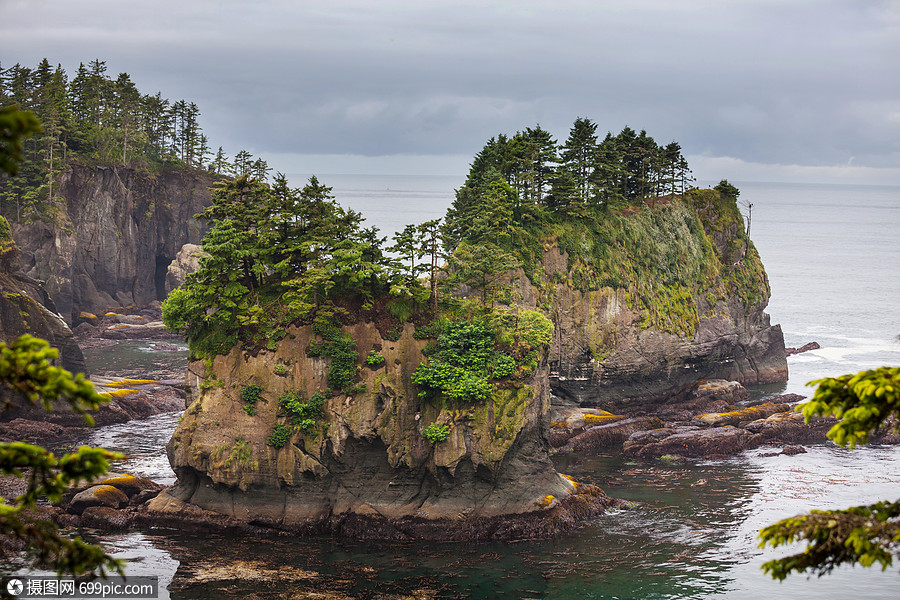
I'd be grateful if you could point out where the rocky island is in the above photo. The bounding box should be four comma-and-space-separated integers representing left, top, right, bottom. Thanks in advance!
0, 74, 791, 542
143, 125, 788, 540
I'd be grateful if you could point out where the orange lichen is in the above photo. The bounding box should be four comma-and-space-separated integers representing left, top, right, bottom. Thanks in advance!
561, 473, 581, 490
102, 379, 160, 388
100, 389, 140, 399
536, 494, 556, 507
584, 412, 624, 426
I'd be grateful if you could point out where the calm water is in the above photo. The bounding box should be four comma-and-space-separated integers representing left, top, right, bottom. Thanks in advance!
52, 179, 900, 598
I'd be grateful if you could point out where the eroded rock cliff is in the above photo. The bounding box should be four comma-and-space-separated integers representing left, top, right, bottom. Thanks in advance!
0, 216, 84, 374
513, 190, 787, 410
156, 186, 785, 539
157, 321, 610, 539
12, 164, 214, 321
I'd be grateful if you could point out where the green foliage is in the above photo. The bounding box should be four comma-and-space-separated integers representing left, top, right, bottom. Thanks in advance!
307, 327, 359, 391
413, 314, 552, 404
273, 364, 289, 377
801, 367, 900, 448
759, 367, 900, 580
423, 422, 451, 444
240, 384, 263, 416
0, 59, 228, 227
279, 391, 325, 426
759, 500, 900, 580
491, 353, 517, 379
0, 105, 42, 177
266, 424, 293, 449
0, 335, 124, 577
162, 174, 411, 358
365, 351, 386, 367
714, 179, 740, 200
221, 438, 253, 469
445, 241, 521, 308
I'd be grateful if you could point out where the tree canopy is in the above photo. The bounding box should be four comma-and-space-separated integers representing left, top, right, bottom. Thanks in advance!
0, 58, 271, 226
161, 173, 414, 357
759, 367, 900, 579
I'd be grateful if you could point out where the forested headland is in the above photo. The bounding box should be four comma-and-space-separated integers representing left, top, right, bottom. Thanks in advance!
0, 58, 268, 225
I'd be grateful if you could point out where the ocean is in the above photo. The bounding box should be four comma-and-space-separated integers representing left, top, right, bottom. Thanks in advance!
65, 178, 900, 598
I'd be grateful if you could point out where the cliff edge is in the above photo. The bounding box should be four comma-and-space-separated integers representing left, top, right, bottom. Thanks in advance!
524, 189, 787, 409
12, 164, 214, 321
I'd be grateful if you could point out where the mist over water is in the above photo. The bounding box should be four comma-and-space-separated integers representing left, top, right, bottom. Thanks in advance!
71, 180, 900, 598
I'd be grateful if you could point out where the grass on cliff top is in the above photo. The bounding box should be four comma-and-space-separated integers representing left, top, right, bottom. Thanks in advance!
497, 189, 767, 339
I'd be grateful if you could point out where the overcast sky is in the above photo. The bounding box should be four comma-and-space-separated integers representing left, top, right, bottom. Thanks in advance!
2, 0, 899, 184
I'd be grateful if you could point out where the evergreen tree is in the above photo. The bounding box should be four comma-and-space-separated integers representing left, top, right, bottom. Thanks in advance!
416, 218, 444, 313
561, 117, 598, 204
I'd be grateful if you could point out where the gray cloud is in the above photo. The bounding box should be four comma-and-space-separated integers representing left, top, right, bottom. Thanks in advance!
3, 0, 898, 177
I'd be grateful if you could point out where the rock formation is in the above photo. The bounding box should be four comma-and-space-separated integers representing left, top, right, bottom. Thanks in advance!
155, 322, 613, 540
12, 165, 215, 321
514, 192, 788, 410
0, 216, 84, 374
155, 187, 787, 538
164, 243, 206, 295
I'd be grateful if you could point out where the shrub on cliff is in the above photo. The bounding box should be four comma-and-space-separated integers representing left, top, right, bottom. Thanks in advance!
413, 311, 553, 404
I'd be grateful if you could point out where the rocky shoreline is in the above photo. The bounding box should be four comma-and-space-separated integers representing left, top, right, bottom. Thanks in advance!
5, 322, 895, 546
45, 475, 624, 542
549, 377, 900, 461
0, 307, 187, 445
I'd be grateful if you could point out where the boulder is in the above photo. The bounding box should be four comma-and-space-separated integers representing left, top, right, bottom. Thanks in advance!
691, 379, 749, 403
94, 473, 162, 497
79, 506, 131, 530
559, 416, 665, 453
165, 243, 206, 294
624, 425, 757, 459
785, 341, 820, 356
692, 402, 792, 427
67, 485, 129, 515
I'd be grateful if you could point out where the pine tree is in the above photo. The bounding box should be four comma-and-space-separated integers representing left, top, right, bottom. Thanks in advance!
561, 117, 598, 204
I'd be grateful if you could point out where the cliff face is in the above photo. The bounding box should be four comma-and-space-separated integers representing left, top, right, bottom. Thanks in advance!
0, 217, 84, 374
515, 190, 787, 409
12, 165, 214, 321
164, 322, 577, 536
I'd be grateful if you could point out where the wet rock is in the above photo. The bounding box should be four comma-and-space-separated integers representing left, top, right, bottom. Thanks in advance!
139, 482, 624, 542
99, 321, 175, 340
130, 488, 162, 506
785, 342, 820, 356
692, 379, 749, 403
80, 506, 131, 530
623, 425, 757, 459
549, 405, 626, 447
0, 418, 68, 443
558, 416, 665, 452
781, 445, 807, 455
68, 485, 129, 514
94, 473, 162, 497
692, 402, 792, 427
744, 410, 837, 443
